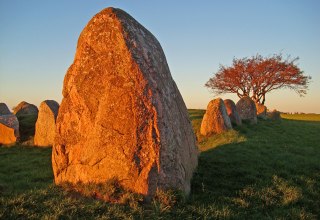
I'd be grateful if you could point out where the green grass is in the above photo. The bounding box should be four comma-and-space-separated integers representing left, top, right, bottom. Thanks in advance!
281, 113, 320, 121
0, 146, 52, 196
1, 111, 319, 219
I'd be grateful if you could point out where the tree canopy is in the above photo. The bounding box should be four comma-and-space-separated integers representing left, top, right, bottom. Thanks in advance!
205, 54, 311, 104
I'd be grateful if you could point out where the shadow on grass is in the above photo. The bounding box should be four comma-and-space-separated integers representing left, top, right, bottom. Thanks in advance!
188, 118, 320, 218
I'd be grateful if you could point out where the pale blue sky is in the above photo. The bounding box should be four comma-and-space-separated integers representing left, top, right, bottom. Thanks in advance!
0, 0, 319, 113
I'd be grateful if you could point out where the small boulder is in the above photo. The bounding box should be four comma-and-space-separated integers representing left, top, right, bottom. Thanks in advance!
267, 110, 281, 120
13, 101, 38, 116
255, 103, 267, 119
34, 100, 59, 147
236, 97, 257, 124
0, 103, 11, 115
200, 98, 232, 136
224, 99, 242, 126
0, 114, 20, 144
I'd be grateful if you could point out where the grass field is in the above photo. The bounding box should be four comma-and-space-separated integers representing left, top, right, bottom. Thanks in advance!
281, 113, 320, 122
1, 110, 319, 219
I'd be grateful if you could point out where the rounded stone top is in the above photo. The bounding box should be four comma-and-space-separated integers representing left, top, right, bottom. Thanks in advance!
0, 103, 11, 115
41, 100, 60, 118
236, 96, 257, 124
224, 99, 236, 110
13, 101, 38, 116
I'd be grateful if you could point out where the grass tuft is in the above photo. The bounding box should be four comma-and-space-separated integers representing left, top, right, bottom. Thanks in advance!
152, 189, 185, 213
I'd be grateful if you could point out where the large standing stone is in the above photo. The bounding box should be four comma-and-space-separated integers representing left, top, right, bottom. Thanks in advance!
200, 98, 232, 136
52, 7, 198, 197
13, 101, 38, 116
0, 103, 11, 115
0, 114, 20, 144
236, 97, 257, 124
34, 100, 59, 147
224, 99, 242, 126
255, 102, 267, 119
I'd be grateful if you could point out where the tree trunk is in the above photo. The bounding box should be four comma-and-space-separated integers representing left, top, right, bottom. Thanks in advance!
261, 94, 266, 105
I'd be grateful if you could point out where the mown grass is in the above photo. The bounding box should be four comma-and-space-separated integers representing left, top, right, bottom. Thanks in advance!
0, 110, 319, 219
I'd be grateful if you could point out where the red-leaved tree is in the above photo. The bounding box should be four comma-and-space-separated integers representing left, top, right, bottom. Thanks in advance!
205, 54, 311, 104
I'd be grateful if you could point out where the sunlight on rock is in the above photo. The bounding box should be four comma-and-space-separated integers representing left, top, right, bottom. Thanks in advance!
52, 7, 198, 198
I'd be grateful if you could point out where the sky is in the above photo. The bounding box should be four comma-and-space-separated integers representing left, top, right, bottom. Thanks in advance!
0, 0, 319, 113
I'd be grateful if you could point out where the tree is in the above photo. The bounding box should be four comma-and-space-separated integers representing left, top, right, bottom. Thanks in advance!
205, 54, 311, 105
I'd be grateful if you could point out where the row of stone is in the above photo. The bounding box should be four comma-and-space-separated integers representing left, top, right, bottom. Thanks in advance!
0, 100, 59, 145
200, 96, 267, 136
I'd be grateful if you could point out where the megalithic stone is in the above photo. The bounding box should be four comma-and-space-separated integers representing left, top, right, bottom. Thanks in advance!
34, 100, 59, 147
52, 7, 198, 197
